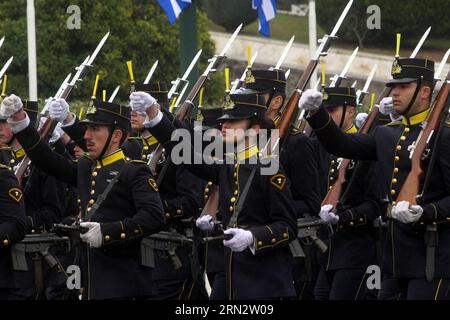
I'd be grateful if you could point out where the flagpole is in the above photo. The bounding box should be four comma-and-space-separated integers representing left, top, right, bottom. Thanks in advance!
308, 0, 317, 89
27, 0, 38, 100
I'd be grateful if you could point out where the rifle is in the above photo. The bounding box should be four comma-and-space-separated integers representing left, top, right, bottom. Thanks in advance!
297, 216, 330, 253
52, 223, 88, 235
11, 233, 70, 272
140, 231, 193, 270
15, 32, 110, 185
148, 24, 243, 176
321, 27, 434, 210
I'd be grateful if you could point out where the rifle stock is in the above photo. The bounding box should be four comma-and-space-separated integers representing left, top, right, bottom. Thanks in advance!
397, 71, 450, 204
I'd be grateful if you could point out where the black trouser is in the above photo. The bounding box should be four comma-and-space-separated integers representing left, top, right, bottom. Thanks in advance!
378, 275, 450, 300
208, 271, 226, 300
314, 268, 368, 300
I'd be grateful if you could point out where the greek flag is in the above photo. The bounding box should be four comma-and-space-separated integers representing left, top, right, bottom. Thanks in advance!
157, 0, 192, 25
252, 0, 276, 37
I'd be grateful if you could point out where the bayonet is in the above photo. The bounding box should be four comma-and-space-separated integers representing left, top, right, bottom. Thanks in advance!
0, 56, 13, 82
143, 60, 159, 84
87, 32, 110, 66
0, 37, 4, 50
168, 49, 202, 99
435, 48, 450, 81
330, 47, 359, 87
108, 85, 120, 102
410, 26, 431, 58
273, 35, 295, 70
41, 72, 72, 115
285, 69, 291, 80
357, 64, 377, 105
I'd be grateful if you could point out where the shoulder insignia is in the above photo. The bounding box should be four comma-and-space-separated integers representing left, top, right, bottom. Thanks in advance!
270, 173, 286, 190
8, 188, 23, 203
148, 178, 159, 192
0, 163, 10, 170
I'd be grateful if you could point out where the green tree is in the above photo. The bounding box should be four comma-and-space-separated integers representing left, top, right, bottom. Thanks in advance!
0, 0, 221, 107
316, 0, 450, 49
200, 0, 258, 32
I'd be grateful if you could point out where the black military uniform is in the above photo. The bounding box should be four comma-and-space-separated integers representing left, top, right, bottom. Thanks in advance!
245, 68, 322, 299
307, 58, 450, 300
310, 87, 381, 300
0, 130, 27, 300
147, 91, 298, 299
13, 99, 166, 300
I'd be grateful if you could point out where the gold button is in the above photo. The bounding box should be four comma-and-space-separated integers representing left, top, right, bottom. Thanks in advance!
433, 222, 437, 225
233, 172, 237, 178
396, 145, 402, 151
31, 229, 35, 234
404, 127, 410, 133
391, 189, 396, 195
271, 238, 276, 243
330, 177, 334, 181
205, 188, 209, 193
229, 206, 234, 212
329, 186, 332, 190
104, 235, 110, 241
230, 197, 236, 203
3, 239, 9, 246
234, 164, 238, 169
331, 160, 335, 164
395, 156, 400, 161
392, 201, 396, 205
257, 241, 263, 247
235, 181, 238, 186
134, 229, 140, 234
359, 218, 364, 222
207, 182, 213, 186
91, 181, 95, 186
96, 165, 101, 169
10, 159, 15, 164
234, 190, 238, 195
394, 167, 399, 173
141, 155, 146, 160
90, 190, 95, 195
120, 233, 126, 239
392, 178, 397, 184
89, 199, 94, 205
92, 172, 98, 177
77, 199, 81, 204
204, 195, 209, 200
176, 209, 182, 214
282, 233, 288, 239
87, 207, 92, 212
330, 169, 335, 173
420, 222, 424, 225
143, 146, 149, 151
165, 213, 170, 218
349, 221, 354, 226
400, 136, 406, 141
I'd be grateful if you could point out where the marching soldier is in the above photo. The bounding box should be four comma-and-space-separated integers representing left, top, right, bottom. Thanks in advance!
131, 89, 298, 299
299, 57, 450, 300
2, 95, 166, 300
0, 120, 27, 300
310, 87, 382, 300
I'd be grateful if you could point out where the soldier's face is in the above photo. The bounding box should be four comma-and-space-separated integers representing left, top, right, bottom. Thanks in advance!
391, 82, 425, 115
130, 111, 145, 131
0, 122, 13, 145
327, 106, 355, 130
84, 124, 113, 159
221, 118, 258, 144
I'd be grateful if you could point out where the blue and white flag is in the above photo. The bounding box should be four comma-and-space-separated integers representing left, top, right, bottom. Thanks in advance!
157, 0, 192, 25
252, 0, 276, 37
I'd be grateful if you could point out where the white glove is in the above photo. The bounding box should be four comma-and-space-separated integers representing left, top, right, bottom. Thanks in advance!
195, 214, 214, 232
355, 112, 368, 129
319, 204, 339, 224
48, 98, 70, 123
79, 222, 103, 248
378, 97, 393, 116
39, 117, 62, 144
0, 94, 23, 118
391, 200, 423, 224
129, 91, 157, 115
223, 228, 254, 252
298, 89, 323, 111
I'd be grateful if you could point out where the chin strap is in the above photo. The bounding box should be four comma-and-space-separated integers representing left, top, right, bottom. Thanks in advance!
400, 77, 423, 123
98, 122, 117, 166
339, 103, 347, 129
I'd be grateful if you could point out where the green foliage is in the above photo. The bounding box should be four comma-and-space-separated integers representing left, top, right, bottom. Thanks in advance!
0, 0, 222, 107
316, 0, 450, 49
200, 0, 258, 32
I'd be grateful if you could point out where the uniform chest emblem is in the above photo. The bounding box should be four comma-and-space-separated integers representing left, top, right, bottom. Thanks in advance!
8, 188, 23, 203
148, 178, 159, 192
270, 174, 286, 190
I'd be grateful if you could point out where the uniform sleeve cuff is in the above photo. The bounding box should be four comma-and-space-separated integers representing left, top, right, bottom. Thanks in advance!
143, 110, 163, 128
8, 114, 30, 134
